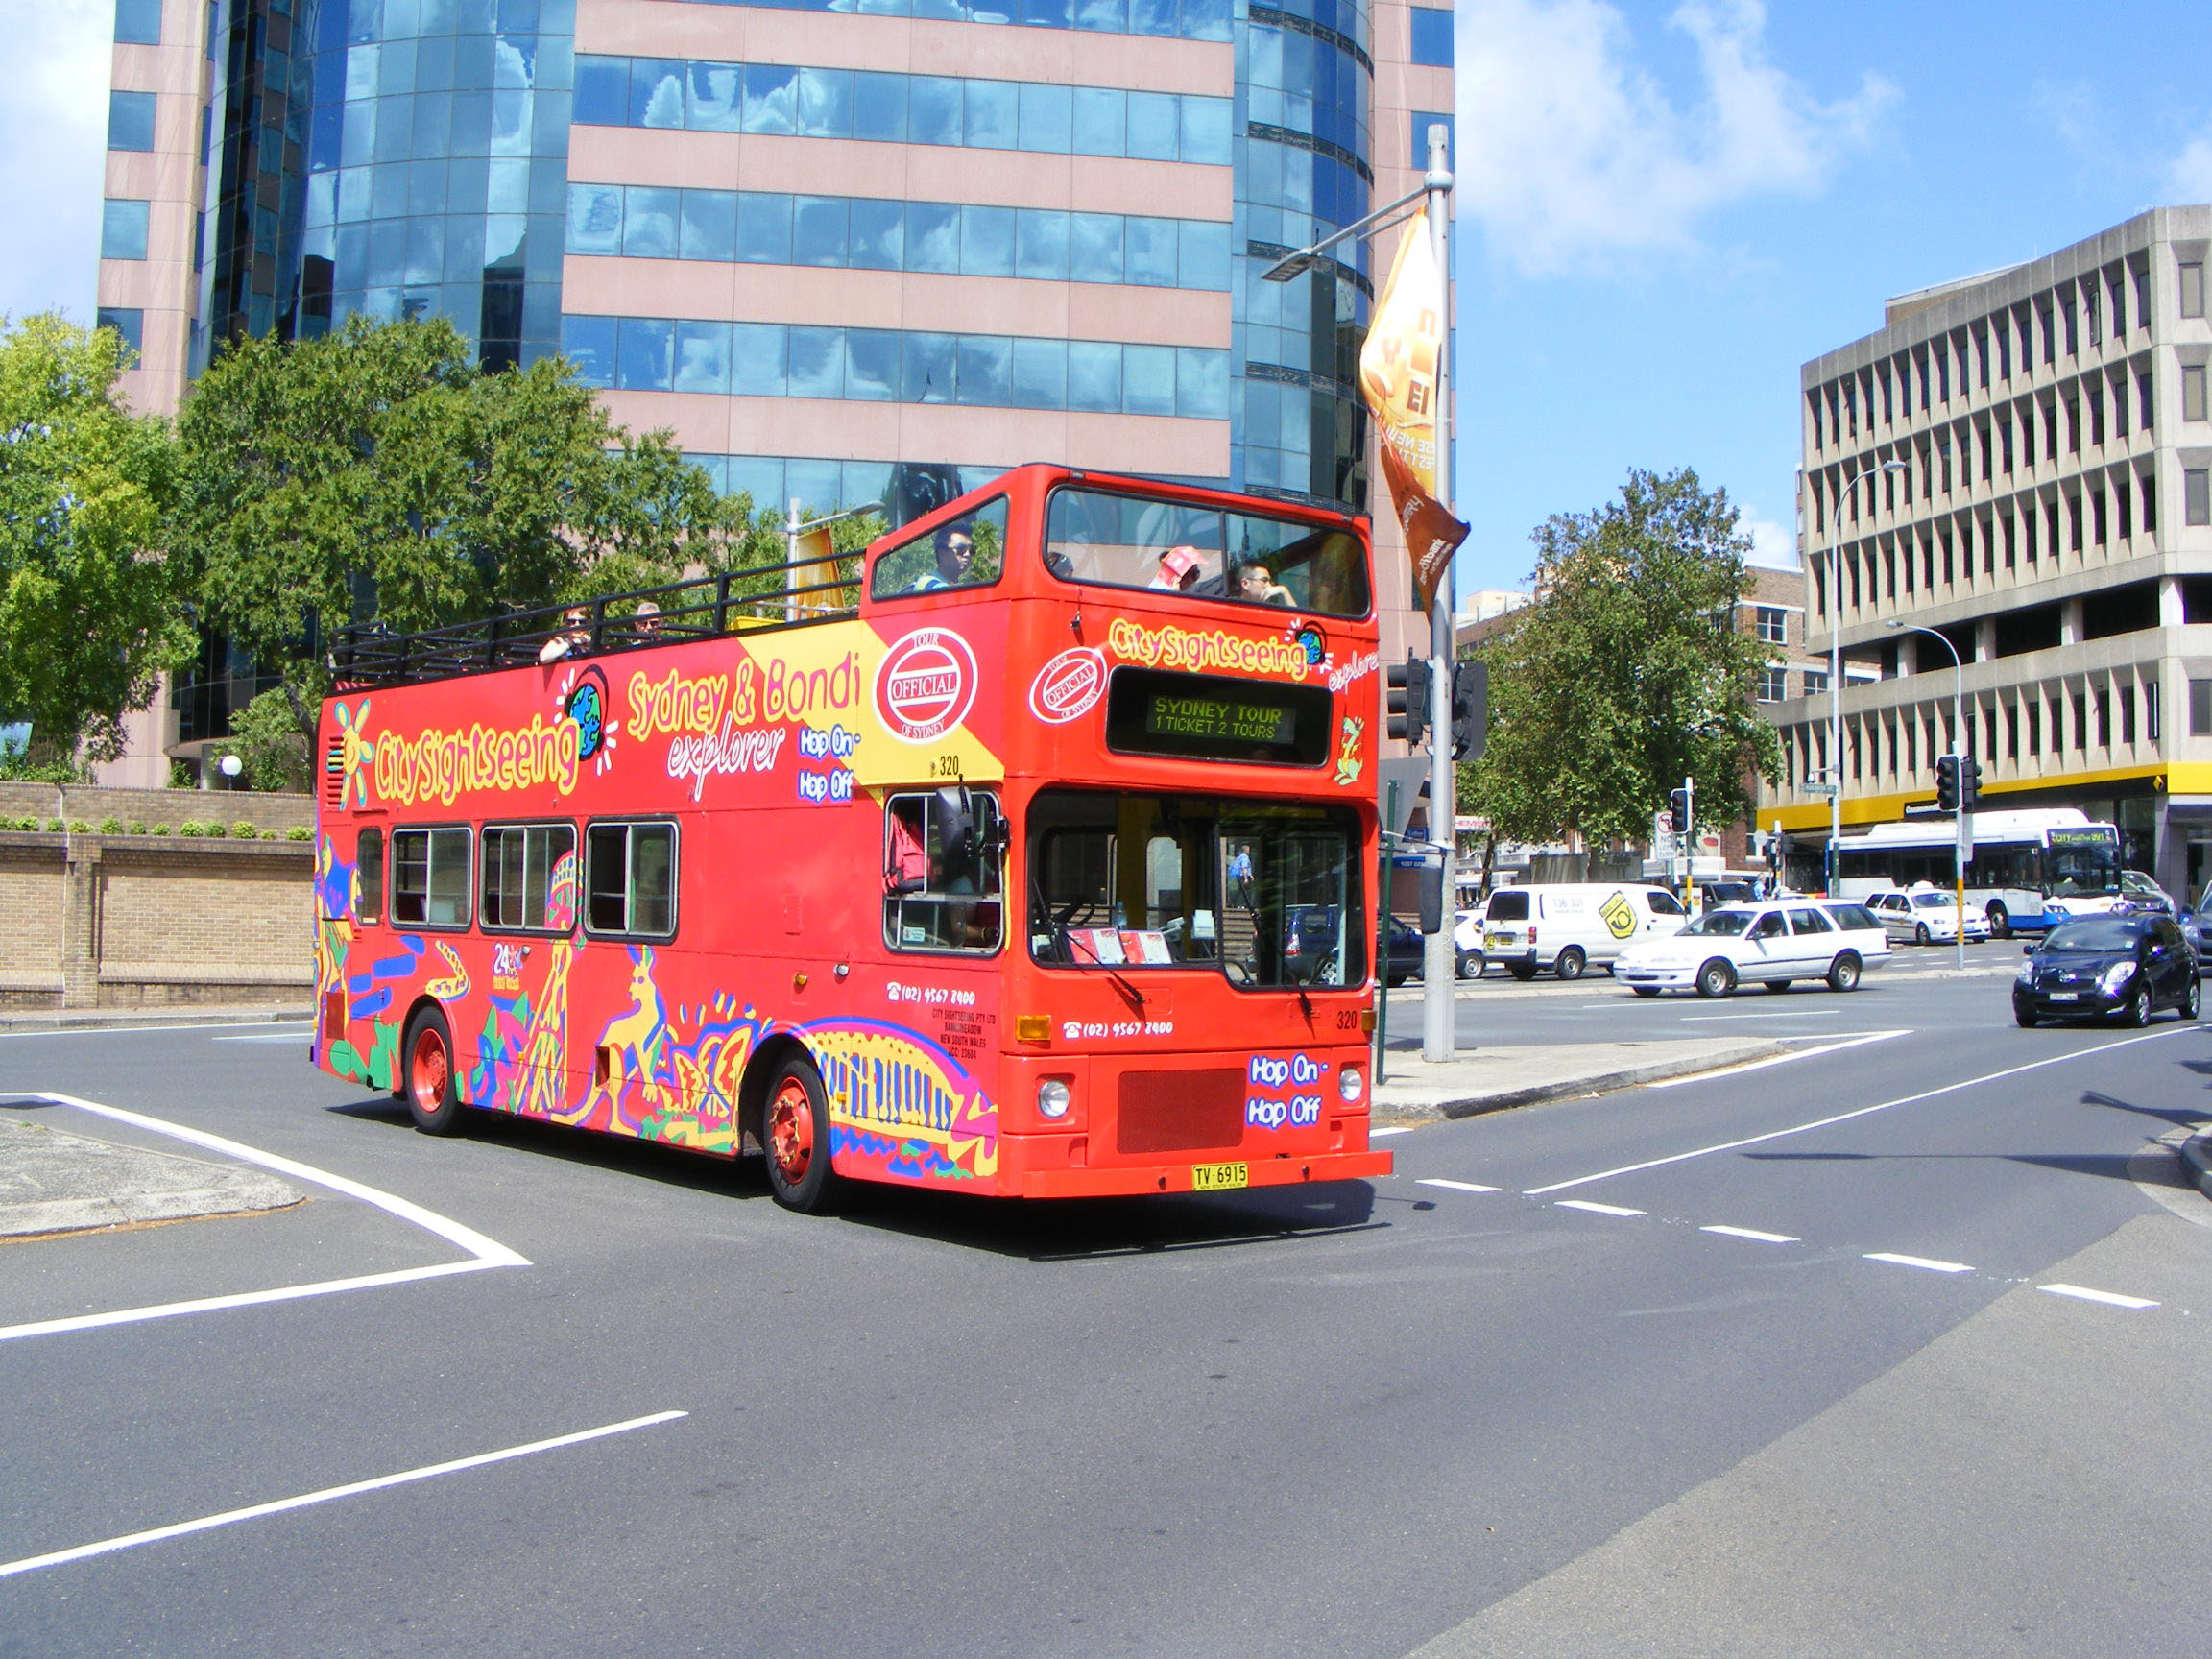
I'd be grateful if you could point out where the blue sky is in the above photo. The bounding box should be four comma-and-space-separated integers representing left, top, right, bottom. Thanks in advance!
8, 0, 2212, 606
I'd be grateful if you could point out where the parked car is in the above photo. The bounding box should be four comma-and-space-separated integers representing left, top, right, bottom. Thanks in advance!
1284, 907, 1427, 987
2116, 869, 2176, 915
2181, 892, 2212, 975
1480, 882, 1690, 981
1865, 884, 1991, 945
1453, 901, 1491, 979
2013, 912, 2199, 1026
1613, 900, 1891, 998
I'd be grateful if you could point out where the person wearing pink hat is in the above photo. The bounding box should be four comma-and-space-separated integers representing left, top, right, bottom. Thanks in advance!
1148, 544, 1207, 590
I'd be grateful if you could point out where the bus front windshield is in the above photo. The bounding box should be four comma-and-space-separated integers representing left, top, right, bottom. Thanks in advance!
1043, 487, 1371, 617
1026, 789, 1366, 989
2044, 834, 2120, 898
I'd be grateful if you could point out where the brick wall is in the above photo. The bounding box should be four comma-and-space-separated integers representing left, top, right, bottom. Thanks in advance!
0, 831, 313, 1010
0, 782, 313, 835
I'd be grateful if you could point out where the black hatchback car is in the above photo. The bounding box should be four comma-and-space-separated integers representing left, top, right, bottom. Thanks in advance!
2012, 913, 2200, 1027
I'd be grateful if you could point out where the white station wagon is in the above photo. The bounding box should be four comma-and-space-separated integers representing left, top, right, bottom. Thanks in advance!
1613, 900, 1892, 998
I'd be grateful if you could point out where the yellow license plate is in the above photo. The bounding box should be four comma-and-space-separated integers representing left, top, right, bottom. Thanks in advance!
1191, 1161, 1249, 1191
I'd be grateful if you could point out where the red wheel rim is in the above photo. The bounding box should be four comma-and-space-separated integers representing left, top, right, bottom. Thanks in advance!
410, 1027, 449, 1114
767, 1078, 814, 1184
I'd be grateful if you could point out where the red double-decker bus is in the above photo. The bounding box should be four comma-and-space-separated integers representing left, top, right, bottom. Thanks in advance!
312, 463, 1391, 1211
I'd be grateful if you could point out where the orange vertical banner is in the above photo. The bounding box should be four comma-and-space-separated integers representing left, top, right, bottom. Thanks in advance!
1358, 222, 1468, 613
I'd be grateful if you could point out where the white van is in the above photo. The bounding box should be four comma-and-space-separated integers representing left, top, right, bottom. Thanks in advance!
1480, 882, 1690, 980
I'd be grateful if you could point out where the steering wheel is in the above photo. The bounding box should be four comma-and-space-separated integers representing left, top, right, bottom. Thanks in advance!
1224, 960, 1253, 986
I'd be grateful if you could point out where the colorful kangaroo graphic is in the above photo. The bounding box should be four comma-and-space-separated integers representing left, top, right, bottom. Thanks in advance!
565, 945, 672, 1132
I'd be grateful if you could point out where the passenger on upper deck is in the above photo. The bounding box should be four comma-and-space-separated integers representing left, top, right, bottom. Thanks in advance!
1236, 562, 1294, 606
907, 525, 976, 591
540, 605, 592, 663
1147, 545, 1208, 591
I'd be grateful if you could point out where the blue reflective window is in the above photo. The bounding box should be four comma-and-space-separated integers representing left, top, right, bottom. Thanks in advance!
108, 90, 156, 152
573, 56, 628, 125
960, 204, 1015, 277
786, 460, 844, 517
726, 456, 784, 511
413, 94, 453, 160
1409, 6, 1454, 67
1182, 0, 1230, 42
1176, 348, 1227, 420
404, 219, 444, 284
561, 314, 618, 386
681, 189, 737, 261
796, 67, 853, 137
1022, 0, 1071, 26
904, 202, 959, 274
732, 323, 788, 396
735, 192, 792, 263
1072, 0, 1126, 32
1124, 217, 1175, 287
903, 332, 955, 402
852, 72, 906, 142
406, 159, 445, 219
1122, 344, 1175, 415
956, 336, 1011, 406
1017, 83, 1070, 153
793, 196, 849, 266
846, 329, 899, 400
1069, 213, 1122, 283
907, 76, 961, 146
1125, 91, 1178, 161
1010, 338, 1065, 410
631, 60, 685, 128
674, 321, 732, 394
616, 317, 674, 390
1180, 96, 1230, 165
367, 221, 406, 286
787, 325, 844, 398
688, 63, 742, 131
97, 306, 144, 355
1015, 209, 1069, 281
623, 186, 680, 257
415, 34, 455, 93
744, 64, 799, 133
849, 198, 904, 271
101, 199, 150, 261
1179, 220, 1230, 290
1067, 341, 1119, 412
114, 0, 161, 43
449, 90, 493, 156
1127, 0, 1176, 36
374, 95, 416, 165
964, 80, 1017, 150
1070, 87, 1123, 157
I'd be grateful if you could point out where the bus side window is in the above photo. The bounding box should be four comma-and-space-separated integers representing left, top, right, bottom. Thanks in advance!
355, 827, 383, 924
883, 790, 1002, 952
585, 821, 677, 939
482, 823, 579, 931
391, 827, 471, 928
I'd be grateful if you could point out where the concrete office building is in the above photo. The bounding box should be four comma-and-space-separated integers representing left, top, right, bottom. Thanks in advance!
95, 0, 1455, 785
1762, 206, 2212, 902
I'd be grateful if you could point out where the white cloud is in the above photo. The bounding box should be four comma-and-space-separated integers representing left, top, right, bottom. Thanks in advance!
2163, 126, 2212, 204
0, 0, 108, 325
1739, 509, 1798, 570
1454, 0, 1897, 274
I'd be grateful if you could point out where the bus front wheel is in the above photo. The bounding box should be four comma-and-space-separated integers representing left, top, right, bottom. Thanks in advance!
1987, 903, 2010, 940
764, 1057, 841, 1214
403, 1006, 467, 1137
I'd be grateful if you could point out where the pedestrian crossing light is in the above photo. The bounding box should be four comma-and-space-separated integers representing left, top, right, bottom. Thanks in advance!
1385, 655, 1429, 747
1936, 753, 1960, 812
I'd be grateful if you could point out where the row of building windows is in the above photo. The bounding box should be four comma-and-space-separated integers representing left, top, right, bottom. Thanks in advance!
1816, 472, 2160, 617
565, 182, 1232, 291
654, 0, 1238, 45
1809, 253, 2171, 453
573, 55, 1235, 167
560, 313, 1232, 418
1755, 665, 1830, 703
1782, 670, 2165, 788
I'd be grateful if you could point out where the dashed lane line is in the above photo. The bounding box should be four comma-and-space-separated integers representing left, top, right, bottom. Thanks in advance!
1555, 1199, 1646, 1217
1416, 1177, 1502, 1193
1865, 1251, 1977, 1274
2039, 1283, 2160, 1310
1700, 1224, 1799, 1244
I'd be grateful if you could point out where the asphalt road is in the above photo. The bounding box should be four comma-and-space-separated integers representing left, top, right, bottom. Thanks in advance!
3, 966, 2207, 1658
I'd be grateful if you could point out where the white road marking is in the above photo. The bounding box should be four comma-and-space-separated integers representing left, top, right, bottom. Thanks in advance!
1864, 1252, 1975, 1274
1646, 1029, 1907, 1089
1556, 1199, 1645, 1217
0, 1092, 528, 1345
2039, 1283, 2159, 1310
1416, 1177, 1501, 1193
1678, 1009, 1847, 1022
1371, 1125, 1417, 1138
1527, 1025, 2187, 1193
0, 1410, 687, 1579
0, 1021, 310, 1041
1700, 1225, 1799, 1244
210, 1034, 309, 1044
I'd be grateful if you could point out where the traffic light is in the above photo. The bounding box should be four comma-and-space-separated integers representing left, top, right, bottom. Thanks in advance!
1669, 787, 1692, 835
1935, 753, 1960, 812
1385, 655, 1429, 747
1961, 755, 1983, 808
1449, 659, 1488, 761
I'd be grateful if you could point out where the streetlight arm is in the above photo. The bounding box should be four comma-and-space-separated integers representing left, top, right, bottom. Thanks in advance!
1260, 180, 1436, 281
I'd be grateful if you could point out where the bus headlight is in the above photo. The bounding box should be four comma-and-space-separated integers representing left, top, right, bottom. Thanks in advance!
1037, 1078, 1072, 1119
1338, 1065, 1364, 1104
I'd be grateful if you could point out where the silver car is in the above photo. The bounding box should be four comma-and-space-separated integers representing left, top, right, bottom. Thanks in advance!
1866, 886, 1990, 945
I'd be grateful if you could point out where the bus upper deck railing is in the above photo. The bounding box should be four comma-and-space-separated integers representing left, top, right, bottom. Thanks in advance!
329, 556, 861, 689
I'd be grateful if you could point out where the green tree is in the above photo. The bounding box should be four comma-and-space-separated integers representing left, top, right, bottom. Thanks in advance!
209, 685, 313, 793
0, 313, 187, 763
170, 316, 747, 730
1464, 468, 1783, 847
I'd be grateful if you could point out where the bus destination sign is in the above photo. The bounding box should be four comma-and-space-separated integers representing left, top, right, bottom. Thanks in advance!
1143, 692, 1295, 748
1104, 667, 1331, 765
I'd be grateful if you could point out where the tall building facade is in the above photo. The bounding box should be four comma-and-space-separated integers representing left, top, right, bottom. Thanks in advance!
96, 0, 1455, 785
1763, 207, 2212, 899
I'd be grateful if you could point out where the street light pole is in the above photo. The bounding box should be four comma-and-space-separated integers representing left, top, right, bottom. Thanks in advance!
1824, 456, 1906, 895
1886, 620, 1968, 973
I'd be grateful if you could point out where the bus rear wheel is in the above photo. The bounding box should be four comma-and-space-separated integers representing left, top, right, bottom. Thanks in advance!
403, 1006, 467, 1137
764, 1057, 841, 1214
1987, 903, 2010, 940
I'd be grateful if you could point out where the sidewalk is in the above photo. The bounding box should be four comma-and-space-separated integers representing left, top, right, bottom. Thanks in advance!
1371, 1036, 1797, 1121
0, 1003, 310, 1034
0, 1107, 302, 1240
